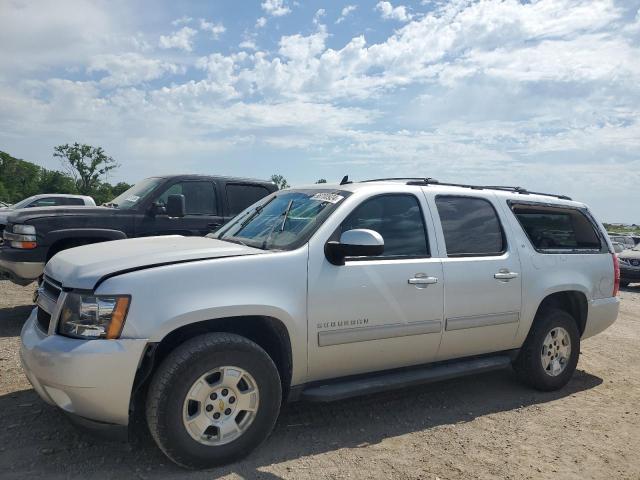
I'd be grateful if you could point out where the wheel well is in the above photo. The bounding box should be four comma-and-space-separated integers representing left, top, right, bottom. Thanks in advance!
135, 316, 293, 406
536, 291, 588, 335
47, 237, 110, 261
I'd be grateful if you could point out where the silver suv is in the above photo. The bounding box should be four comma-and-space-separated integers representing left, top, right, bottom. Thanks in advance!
20, 178, 620, 469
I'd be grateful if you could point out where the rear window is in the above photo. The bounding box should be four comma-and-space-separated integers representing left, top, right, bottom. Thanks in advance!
435, 196, 505, 256
226, 184, 272, 215
510, 203, 602, 252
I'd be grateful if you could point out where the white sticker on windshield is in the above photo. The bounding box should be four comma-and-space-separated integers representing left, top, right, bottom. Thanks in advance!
125, 195, 140, 202
311, 193, 344, 204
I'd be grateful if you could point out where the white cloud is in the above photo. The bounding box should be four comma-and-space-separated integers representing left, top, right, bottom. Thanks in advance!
375, 1, 413, 22
171, 16, 193, 26
261, 0, 291, 17
159, 26, 197, 51
313, 9, 326, 25
336, 5, 357, 24
239, 40, 257, 50
88, 53, 183, 87
199, 18, 225, 39
255, 17, 268, 28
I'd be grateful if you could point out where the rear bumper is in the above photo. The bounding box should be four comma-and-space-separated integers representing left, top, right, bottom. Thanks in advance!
20, 307, 148, 426
582, 296, 620, 339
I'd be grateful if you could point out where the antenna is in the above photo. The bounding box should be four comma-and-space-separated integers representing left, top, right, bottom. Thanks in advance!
340, 175, 350, 185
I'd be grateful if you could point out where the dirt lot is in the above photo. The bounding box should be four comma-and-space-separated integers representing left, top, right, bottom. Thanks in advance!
1, 281, 639, 480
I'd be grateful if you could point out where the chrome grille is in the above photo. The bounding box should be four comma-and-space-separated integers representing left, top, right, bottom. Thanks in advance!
35, 276, 64, 335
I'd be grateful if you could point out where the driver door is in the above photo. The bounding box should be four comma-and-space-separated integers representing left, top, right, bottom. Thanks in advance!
307, 193, 444, 382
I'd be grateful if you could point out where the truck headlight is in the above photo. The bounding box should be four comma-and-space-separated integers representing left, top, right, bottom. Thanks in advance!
58, 293, 130, 339
3, 224, 37, 249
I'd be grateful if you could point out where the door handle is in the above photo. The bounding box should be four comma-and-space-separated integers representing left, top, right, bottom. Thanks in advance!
408, 276, 438, 285
494, 270, 519, 281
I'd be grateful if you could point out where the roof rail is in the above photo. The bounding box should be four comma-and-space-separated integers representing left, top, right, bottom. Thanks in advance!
360, 177, 572, 201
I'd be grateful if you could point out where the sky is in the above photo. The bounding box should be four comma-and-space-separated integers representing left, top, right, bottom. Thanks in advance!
0, 0, 639, 222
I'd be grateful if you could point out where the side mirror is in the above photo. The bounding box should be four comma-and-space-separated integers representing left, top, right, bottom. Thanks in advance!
166, 194, 186, 218
612, 242, 624, 254
325, 229, 384, 266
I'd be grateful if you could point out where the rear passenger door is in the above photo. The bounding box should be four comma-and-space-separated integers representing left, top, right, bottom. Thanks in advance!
224, 183, 273, 221
428, 193, 522, 360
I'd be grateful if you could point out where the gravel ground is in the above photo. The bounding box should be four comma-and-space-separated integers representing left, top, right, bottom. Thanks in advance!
1, 280, 639, 479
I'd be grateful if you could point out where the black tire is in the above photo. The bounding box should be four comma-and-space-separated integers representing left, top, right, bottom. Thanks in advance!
620, 281, 630, 288
146, 333, 282, 469
513, 308, 580, 391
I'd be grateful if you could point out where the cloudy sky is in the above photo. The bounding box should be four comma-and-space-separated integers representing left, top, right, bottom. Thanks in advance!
1, 0, 639, 221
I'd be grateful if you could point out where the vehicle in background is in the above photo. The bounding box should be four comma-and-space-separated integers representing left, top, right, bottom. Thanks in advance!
0, 201, 10, 208
20, 178, 619, 468
609, 234, 636, 251
617, 244, 640, 287
0, 175, 276, 285
0, 194, 95, 243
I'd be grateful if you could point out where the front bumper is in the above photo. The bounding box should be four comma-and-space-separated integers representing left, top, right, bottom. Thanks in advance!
20, 307, 148, 427
620, 265, 640, 283
0, 256, 44, 285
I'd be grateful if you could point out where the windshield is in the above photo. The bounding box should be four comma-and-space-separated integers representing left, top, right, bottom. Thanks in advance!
11, 196, 38, 209
106, 177, 163, 209
215, 189, 350, 251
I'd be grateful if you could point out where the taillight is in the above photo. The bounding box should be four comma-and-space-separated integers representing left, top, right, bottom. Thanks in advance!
612, 253, 620, 296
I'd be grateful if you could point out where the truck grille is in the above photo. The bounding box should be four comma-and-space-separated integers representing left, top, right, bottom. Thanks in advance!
36, 307, 51, 332
42, 277, 62, 301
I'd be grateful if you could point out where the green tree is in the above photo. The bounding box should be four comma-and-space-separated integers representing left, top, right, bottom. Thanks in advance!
0, 151, 41, 202
270, 174, 290, 190
38, 168, 78, 194
315, 178, 327, 184
54, 143, 119, 195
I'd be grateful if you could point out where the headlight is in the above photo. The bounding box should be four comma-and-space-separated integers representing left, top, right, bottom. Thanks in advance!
58, 293, 130, 339
618, 257, 630, 265
13, 224, 36, 235
3, 224, 37, 249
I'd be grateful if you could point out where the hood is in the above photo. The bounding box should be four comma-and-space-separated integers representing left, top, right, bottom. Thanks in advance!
45, 235, 263, 290
6, 205, 112, 224
619, 249, 640, 260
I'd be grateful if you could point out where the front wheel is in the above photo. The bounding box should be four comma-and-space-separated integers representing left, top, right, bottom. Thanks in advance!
146, 333, 282, 469
513, 308, 580, 391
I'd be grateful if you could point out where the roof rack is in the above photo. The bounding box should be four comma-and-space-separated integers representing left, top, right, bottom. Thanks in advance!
360, 177, 572, 201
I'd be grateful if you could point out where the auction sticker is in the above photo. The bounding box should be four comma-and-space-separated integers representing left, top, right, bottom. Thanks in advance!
311, 193, 344, 204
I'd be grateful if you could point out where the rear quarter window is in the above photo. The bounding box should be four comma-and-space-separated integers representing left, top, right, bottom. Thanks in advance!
226, 184, 272, 215
510, 202, 603, 253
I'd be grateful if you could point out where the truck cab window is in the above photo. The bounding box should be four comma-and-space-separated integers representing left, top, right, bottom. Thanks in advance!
156, 181, 217, 215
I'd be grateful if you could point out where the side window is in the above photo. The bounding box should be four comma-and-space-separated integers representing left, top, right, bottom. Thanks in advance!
341, 194, 429, 258
156, 181, 217, 215
511, 203, 601, 252
436, 196, 505, 256
29, 197, 61, 207
64, 198, 85, 206
226, 184, 271, 215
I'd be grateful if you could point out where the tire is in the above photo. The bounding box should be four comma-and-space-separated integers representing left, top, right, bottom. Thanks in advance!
620, 281, 630, 288
513, 308, 580, 391
146, 333, 282, 469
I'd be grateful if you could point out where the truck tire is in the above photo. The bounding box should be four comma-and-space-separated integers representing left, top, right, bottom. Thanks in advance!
513, 308, 580, 391
146, 332, 282, 469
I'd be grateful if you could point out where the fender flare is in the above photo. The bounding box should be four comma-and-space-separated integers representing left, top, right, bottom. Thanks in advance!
44, 228, 127, 246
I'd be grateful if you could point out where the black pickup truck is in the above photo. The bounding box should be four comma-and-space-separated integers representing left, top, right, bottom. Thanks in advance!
0, 174, 277, 285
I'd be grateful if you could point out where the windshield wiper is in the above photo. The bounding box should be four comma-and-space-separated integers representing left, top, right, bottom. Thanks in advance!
221, 237, 249, 247
279, 199, 294, 232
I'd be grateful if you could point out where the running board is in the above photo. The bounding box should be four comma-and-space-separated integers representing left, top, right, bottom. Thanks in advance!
300, 355, 512, 402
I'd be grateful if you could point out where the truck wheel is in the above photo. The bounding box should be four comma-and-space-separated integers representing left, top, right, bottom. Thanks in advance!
620, 281, 629, 288
513, 308, 580, 391
146, 333, 282, 469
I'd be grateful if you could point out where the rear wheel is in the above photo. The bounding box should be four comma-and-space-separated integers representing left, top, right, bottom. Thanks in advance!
513, 308, 580, 391
146, 333, 282, 469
